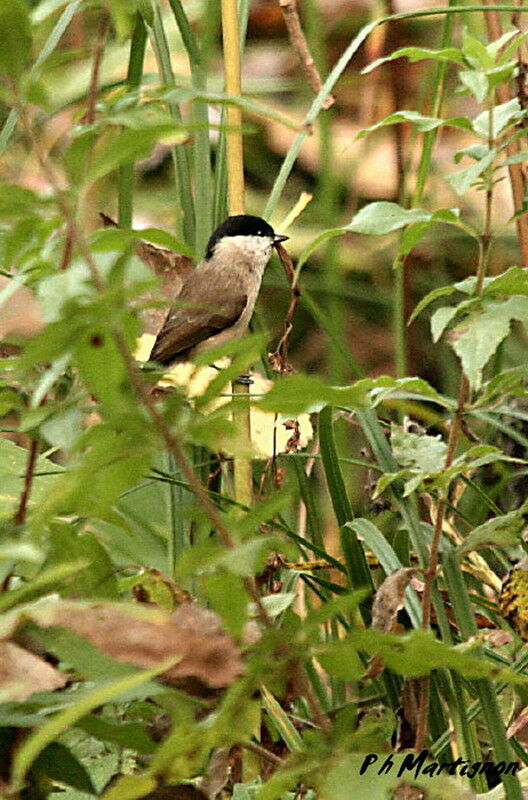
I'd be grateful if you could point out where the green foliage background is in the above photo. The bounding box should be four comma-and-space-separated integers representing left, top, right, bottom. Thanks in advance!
0, 1, 528, 799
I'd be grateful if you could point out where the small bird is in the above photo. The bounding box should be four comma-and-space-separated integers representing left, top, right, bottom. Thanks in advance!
149, 215, 288, 366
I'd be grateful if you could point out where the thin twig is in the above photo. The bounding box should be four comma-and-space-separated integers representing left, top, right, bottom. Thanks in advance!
13, 437, 40, 526
482, 0, 528, 266
241, 740, 283, 766
268, 242, 301, 375
279, 0, 334, 110
415, 91, 498, 747
82, 13, 109, 125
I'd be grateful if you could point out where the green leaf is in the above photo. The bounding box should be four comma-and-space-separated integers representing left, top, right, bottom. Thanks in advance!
201, 572, 248, 637
459, 69, 489, 103
0, 562, 88, 614
452, 296, 528, 388
319, 405, 353, 527
457, 501, 528, 555
346, 628, 528, 682
0, 437, 62, 520
0, 540, 43, 564
75, 715, 156, 755
260, 685, 304, 753
43, 522, 118, 599
481, 266, 528, 298
431, 305, 459, 342
473, 99, 525, 139
347, 519, 421, 627
408, 285, 459, 323
108, 0, 141, 41
258, 374, 446, 416
462, 29, 494, 70
85, 125, 188, 185
0, 0, 32, 82
32, 427, 152, 524
348, 202, 432, 235
447, 150, 495, 195
317, 640, 364, 680
32, 742, 96, 794
214, 535, 280, 577
362, 46, 464, 74
358, 110, 471, 138
257, 375, 366, 415
90, 226, 194, 258
391, 425, 447, 472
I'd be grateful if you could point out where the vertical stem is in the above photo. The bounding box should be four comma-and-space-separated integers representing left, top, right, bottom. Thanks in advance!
13, 438, 40, 527
149, 6, 195, 243
118, 13, 147, 228
221, 0, 252, 509
221, 0, 245, 214
168, 0, 213, 254
482, 0, 528, 266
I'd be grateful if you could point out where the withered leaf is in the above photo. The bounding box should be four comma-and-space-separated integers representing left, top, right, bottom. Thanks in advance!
372, 568, 418, 632
51, 601, 243, 688
0, 640, 66, 701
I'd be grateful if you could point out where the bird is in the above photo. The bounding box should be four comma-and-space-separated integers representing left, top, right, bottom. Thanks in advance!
149, 214, 288, 368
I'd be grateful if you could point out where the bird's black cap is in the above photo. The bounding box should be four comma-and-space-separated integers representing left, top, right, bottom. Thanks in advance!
205, 214, 279, 259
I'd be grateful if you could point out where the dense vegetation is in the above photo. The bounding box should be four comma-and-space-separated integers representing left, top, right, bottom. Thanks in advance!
0, 1, 527, 799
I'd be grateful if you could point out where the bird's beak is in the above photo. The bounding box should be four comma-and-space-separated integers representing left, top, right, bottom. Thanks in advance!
274, 234, 289, 246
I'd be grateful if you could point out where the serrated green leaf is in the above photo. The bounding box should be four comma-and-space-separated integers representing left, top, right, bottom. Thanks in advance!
358, 110, 471, 138
408, 285, 458, 324
447, 151, 495, 194
348, 202, 432, 234
462, 29, 494, 70
362, 46, 464, 74
473, 99, 525, 138
431, 305, 459, 342
457, 501, 528, 555
391, 426, 447, 472
347, 627, 528, 682
452, 296, 528, 388
257, 375, 366, 415
459, 70, 489, 103
481, 266, 528, 298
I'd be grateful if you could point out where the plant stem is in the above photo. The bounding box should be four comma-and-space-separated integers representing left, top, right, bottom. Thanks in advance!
13, 437, 40, 527
220, 0, 253, 511
118, 13, 147, 228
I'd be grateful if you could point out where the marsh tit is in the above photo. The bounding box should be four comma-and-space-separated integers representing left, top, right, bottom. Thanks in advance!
149, 214, 288, 366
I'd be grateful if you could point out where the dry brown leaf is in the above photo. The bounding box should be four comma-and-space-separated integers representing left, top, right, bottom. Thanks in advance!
507, 707, 528, 743
372, 567, 418, 631
52, 601, 243, 688
0, 276, 45, 341
365, 568, 417, 680
0, 640, 66, 701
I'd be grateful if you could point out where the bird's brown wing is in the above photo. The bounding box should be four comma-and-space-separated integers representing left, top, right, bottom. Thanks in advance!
150, 274, 247, 365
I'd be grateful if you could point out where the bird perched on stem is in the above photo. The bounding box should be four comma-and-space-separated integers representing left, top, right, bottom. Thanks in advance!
149, 215, 288, 368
